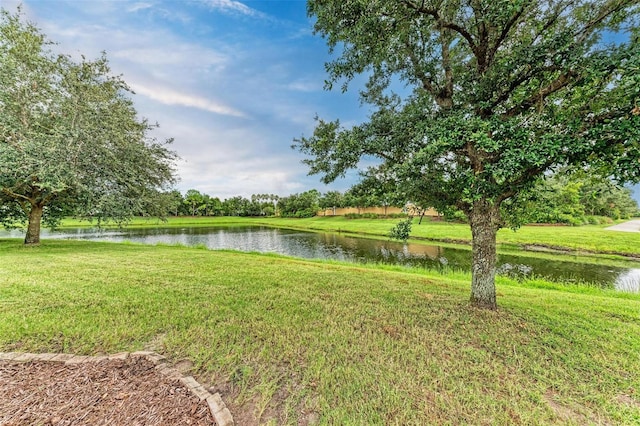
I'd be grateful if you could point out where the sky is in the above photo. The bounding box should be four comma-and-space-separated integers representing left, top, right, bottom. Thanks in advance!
3, 0, 368, 199
3, 0, 640, 204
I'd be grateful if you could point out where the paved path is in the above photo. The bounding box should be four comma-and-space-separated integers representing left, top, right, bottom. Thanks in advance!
605, 219, 640, 232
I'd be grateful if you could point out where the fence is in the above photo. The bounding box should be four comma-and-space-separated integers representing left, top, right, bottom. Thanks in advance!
317, 206, 439, 217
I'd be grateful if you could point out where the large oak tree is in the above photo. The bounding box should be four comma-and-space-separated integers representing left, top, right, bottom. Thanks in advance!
296, 0, 640, 309
0, 10, 177, 244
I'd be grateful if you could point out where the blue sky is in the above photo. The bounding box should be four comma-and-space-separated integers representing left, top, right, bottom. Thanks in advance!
5, 0, 368, 199
4, 0, 640, 203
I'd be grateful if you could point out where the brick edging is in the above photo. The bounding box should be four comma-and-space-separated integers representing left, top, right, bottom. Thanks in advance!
0, 351, 234, 426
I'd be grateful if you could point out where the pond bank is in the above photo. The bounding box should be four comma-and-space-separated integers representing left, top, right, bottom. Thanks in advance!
4, 223, 640, 292
56, 216, 640, 260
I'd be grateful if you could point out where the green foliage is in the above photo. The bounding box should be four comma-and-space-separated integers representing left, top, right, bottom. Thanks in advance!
344, 212, 385, 219
278, 190, 320, 218
318, 190, 345, 212
164, 190, 187, 216
0, 10, 177, 243
385, 213, 408, 219
249, 193, 279, 216
166, 188, 409, 219
388, 217, 413, 241
443, 210, 469, 223
183, 189, 204, 216
297, 0, 640, 307
221, 196, 249, 216
504, 171, 639, 226
300, 0, 640, 216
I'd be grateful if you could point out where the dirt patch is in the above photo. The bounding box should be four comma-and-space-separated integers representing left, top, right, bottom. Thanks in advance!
543, 390, 589, 424
0, 356, 215, 425
617, 394, 640, 409
205, 365, 318, 426
543, 390, 615, 426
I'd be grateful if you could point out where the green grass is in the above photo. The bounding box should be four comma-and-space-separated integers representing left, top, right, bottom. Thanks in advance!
261, 216, 640, 257
60, 215, 640, 258
1, 238, 639, 424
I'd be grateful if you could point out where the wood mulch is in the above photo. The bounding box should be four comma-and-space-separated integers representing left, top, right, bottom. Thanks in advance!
0, 356, 216, 425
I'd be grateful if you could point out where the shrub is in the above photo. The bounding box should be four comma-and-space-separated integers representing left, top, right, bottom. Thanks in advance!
444, 210, 468, 223
586, 216, 600, 225
388, 218, 413, 241
556, 213, 587, 226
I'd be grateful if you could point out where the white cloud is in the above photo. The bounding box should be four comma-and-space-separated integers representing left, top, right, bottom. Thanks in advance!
12, 0, 362, 198
112, 46, 227, 68
286, 79, 321, 93
198, 0, 261, 17
177, 155, 310, 198
129, 82, 246, 117
127, 2, 153, 13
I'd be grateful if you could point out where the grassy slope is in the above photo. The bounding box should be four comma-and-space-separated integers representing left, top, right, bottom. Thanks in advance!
260, 216, 640, 256
1, 239, 639, 424
61, 216, 640, 257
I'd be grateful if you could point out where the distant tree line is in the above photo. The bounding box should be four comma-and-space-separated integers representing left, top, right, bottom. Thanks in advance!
153, 187, 404, 219
148, 172, 637, 224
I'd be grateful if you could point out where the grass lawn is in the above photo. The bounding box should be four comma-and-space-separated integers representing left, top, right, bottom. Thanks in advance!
1, 239, 639, 424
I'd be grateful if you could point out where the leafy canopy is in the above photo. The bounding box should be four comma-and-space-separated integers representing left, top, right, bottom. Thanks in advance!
297, 0, 640, 225
0, 9, 177, 233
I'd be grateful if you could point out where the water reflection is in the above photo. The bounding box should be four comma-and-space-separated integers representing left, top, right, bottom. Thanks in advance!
2, 226, 639, 292
612, 269, 640, 292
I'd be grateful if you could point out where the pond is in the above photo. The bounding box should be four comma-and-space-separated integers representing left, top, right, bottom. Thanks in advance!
5, 225, 639, 293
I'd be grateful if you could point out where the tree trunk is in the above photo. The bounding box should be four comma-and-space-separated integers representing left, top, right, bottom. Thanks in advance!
469, 199, 501, 310
25, 204, 44, 245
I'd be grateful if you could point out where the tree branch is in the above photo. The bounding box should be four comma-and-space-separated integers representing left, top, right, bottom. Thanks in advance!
573, 0, 633, 45
469, 0, 489, 73
406, 47, 439, 97
497, 163, 549, 204
486, 4, 527, 66
439, 26, 454, 107
2, 187, 33, 204
504, 71, 577, 117
485, 64, 562, 113
402, 0, 477, 52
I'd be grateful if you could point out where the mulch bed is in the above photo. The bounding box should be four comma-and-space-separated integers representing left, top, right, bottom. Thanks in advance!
0, 356, 215, 425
